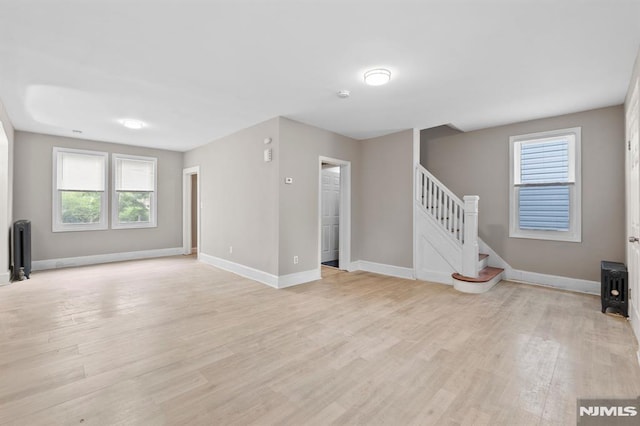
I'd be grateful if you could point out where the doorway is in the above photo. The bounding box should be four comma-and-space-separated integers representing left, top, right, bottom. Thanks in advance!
321, 164, 340, 268
318, 156, 351, 275
183, 166, 200, 256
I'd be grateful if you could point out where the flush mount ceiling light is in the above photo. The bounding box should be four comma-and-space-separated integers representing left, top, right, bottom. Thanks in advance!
364, 68, 391, 86
119, 118, 146, 130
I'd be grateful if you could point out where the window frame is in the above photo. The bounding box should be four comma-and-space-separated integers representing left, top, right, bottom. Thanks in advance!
111, 153, 158, 229
52, 147, 109, 232
509, 127, 582, 242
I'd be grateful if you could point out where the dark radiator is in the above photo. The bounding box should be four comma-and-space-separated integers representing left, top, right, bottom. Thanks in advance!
12, 220, 31, 281
601, 261, 628, 317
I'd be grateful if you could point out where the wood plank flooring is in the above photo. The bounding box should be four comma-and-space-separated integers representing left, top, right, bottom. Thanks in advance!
0, 255, 639, 425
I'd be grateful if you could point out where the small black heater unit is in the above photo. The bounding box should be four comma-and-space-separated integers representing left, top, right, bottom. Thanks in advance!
12, 220, 31, 281
601, 261, 628, 317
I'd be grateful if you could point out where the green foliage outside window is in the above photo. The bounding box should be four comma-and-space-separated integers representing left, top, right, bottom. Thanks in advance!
60, 191, 151, 225
61, 191, 101, 224
118, 192, 151, 223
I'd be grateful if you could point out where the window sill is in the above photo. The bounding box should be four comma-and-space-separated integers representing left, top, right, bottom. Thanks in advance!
509, 229, 581, 243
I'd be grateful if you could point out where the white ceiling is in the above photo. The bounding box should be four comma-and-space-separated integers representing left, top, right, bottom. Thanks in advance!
0, 0, 639, 152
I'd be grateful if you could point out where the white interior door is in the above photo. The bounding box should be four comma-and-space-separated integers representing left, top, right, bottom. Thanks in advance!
627, 78, 639, 317
321, 168, 340, 262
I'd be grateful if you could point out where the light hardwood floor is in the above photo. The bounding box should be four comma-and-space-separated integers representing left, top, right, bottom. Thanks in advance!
0, 256, 639, 425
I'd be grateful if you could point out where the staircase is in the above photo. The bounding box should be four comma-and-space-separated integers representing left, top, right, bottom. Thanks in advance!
415, 165, 503, 293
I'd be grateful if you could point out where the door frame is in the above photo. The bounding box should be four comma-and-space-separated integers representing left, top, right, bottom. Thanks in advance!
318, 156, 351, 271
0, 122, 9, 284
182, 166, 200, 256
626, 77, 639, 325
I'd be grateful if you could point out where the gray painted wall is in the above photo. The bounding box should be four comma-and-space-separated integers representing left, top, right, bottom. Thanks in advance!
420, 125, 461, 167
359, 130, 414, 269
183, 118, 281, 275
424, 106, 625, 281
184, 116, 415, 278
13, 131, 183, 261
0, 98, 14, 279
278, 117, 361, 275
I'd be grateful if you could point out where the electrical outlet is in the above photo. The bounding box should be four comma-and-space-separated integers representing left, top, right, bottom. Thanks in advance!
293, 256, 299, 264
229, 246, 233, 254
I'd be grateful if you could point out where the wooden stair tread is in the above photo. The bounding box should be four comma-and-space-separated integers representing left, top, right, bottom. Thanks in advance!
479, 253, 489, 260
452, 266, 504, 283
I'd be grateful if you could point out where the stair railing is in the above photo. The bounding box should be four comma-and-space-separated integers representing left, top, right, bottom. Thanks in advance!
416, 165, 479, 278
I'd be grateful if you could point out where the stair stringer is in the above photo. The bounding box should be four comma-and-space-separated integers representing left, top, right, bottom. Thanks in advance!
478, 237, 512, 271
415, 205, 460, 284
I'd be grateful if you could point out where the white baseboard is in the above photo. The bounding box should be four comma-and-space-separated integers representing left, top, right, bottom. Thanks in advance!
32, 247, 184, 271
0, 271, 10, 286
199, 253, 278, 288
278, 269, 322, 288
353, 260, 415, 280
199, 253, 320, 289
415, 269, 452, 285
505, 269, 599, 295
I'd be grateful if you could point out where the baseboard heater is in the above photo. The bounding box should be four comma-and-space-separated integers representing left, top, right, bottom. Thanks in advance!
12, 220, 31, 281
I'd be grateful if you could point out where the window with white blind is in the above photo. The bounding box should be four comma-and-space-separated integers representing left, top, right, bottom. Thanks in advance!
509, 127, 581, 242
112, 154, 157, 229
52, 147, 109, 232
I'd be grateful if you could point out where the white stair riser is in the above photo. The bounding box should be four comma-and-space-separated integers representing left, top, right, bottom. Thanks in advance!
478, 256, 488, 270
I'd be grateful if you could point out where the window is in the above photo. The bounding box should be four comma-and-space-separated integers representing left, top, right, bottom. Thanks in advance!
112, 154, 157, 229
509, 127, 581, 242
52, 147, 108, 232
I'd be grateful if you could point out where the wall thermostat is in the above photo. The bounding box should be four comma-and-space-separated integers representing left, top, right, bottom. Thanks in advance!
264, 148, 272, 162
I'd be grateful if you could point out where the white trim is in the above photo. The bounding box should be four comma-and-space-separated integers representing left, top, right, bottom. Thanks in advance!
199, 252, 320, 289
182, 166, 200, 256
416, 269, 452, 285
31, 247, 183, 271
111, 153, 158, 229
504, 268, 599, 295
199, 252, 278, 288
52, 147, 109, 232
278, 269, 322, 288
629, 301, 640, 368
355, 260, 415, 280
509, 127, 582, 242
478, 237, 511, 270
0, 122, 8, 282
318, 156, 351, 271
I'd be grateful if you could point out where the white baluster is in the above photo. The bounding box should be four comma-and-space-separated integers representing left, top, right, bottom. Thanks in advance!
453, 203, 458, 242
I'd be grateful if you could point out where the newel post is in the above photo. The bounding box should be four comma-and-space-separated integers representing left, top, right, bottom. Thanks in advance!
462, 195, 480, 278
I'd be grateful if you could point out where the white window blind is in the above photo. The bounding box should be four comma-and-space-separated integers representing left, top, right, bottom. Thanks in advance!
509, 127, 581, 242
57, 151, 106, 191
112, 154, 158, 229
516, 137, 573, 231
52, 147, 108, 232
115, 158, 155, 191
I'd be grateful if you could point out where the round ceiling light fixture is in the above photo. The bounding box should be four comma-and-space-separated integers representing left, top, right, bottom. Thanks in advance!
119, 118, 146, 130
364, 68, 391, 86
